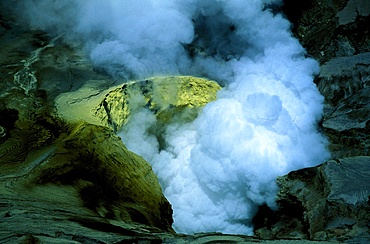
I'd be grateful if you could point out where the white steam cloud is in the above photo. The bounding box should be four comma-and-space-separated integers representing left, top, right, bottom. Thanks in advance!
14, 0, 330, 235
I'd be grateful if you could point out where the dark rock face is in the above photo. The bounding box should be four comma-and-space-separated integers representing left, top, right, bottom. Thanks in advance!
319, 54, 370, 158
255, 157, 370, 241
283, 0, 370, 158
255, 1, 370, 241
283, 0, 370, 64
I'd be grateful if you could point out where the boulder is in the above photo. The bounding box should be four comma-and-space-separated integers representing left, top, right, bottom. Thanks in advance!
254, 157, 370, 242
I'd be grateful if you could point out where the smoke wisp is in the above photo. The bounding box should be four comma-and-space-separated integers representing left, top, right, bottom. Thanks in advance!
12, 0, 330, 235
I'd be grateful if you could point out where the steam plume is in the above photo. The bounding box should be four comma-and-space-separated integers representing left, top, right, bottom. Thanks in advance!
11, 0, 330, 234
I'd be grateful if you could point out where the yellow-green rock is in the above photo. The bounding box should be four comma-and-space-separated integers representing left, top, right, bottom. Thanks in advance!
56, 76, 221, 132
47, 75, 221, 232
30, 122, 173, 231
94, 76, 221, 131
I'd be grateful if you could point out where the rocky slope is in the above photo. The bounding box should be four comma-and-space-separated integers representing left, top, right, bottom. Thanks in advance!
1, 0, 370, 243
284, 0, 370, 158
0, 18, 221, 241
0, 11, 174, 242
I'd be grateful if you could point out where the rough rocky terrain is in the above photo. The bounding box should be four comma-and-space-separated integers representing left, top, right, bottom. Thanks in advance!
284, 0, 370, 159
253, 157, 370, 242
254, 0, 370, 241
1, 0, 370, 243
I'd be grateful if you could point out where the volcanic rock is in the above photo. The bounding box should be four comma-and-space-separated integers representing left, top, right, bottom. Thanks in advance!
0, 92, 175, 242
55, 76, 221, 132
254, 157, 370, 242
283, 0, 370, 159
0, 23, 221, 241
256, 0, 370, 242
1, 0, 370, 242
0, 12, 176, 242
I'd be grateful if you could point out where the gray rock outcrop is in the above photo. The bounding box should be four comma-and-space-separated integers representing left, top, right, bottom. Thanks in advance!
255, 1, 370, 241
255, 157, 370, 241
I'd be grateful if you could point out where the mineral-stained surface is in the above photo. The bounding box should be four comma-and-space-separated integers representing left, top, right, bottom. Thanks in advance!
55, 75, 221, 132
94, 76, 221, 131
0, 76, 176, 242
0, 15, 222, 240
1, 0, 370, 243
0, 11, 178, 242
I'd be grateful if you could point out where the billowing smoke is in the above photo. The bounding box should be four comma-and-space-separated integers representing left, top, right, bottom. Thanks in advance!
12, 0, 330, 235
